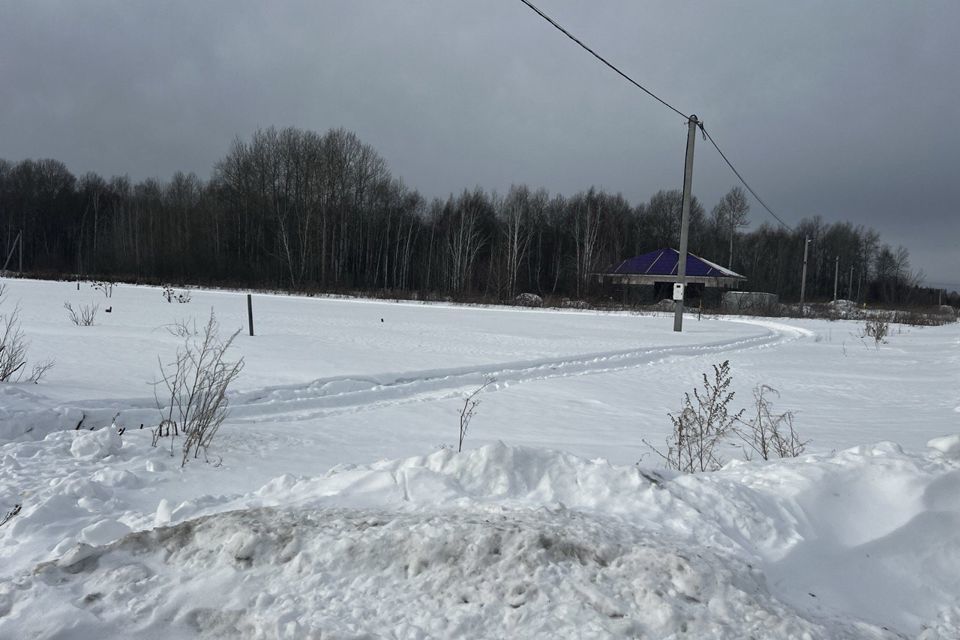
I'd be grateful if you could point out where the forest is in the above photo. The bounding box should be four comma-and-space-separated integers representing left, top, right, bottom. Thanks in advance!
0, 126, 947, 307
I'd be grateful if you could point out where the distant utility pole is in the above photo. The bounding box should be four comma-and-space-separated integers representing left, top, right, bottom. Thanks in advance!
799, 236, 811, 306
674, 115, 699, 333
833, 256, 839, 301
728, 229, 734, 270
2, 230, 22, 275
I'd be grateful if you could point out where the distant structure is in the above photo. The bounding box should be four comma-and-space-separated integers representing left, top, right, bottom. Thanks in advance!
595, 248, 745, 304
721, 291, 779, 314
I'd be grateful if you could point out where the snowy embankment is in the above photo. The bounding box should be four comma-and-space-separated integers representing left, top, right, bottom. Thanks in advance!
1, 279, 959, 637
3, 437, 960, 638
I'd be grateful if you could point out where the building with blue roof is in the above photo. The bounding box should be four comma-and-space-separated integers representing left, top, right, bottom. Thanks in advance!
595, 248, 745, 303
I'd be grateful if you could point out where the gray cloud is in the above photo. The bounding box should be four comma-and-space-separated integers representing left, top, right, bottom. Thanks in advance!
1, 0, 957, 284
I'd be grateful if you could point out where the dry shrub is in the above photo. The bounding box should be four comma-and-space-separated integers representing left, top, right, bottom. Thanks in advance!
91, 281, 114, 298
864, 319, 889, 346
458, 378, 495, 453
735, 385, 807, 460
645, 363, 807, 473
647, 360, 743, 473
64, 301, 98, 326
153, 311, 244, 466
1, 284, 53, 383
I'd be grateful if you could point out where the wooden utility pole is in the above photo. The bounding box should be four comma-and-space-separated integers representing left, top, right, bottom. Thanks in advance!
833, 256, 839, 301
799, 236, 810, 306
674, 115, 699, 333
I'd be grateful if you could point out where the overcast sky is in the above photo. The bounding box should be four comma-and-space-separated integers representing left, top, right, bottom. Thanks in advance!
2, 1, 958, 287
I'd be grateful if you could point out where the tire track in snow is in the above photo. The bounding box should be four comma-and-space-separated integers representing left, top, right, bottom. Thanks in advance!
3, 320, 807, 438
226, 319, 808, 423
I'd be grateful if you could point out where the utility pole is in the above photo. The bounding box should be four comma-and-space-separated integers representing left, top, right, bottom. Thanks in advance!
674, 115, 699, 332
799, 236, 810, 306
728, 226, 734, 270
2, 230, 22, 275
848, 265, 854, 300
833, 256, 839, 301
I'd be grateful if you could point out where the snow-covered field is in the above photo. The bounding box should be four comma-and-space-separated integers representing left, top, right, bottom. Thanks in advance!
1, 279, 958, 638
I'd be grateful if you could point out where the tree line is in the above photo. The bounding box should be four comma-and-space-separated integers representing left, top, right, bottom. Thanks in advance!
0, 126, 948, 307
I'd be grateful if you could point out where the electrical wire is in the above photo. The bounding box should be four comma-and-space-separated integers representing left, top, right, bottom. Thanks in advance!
517, 0, 792, 230
700, 124, 792, 230
516, 0, 689, 120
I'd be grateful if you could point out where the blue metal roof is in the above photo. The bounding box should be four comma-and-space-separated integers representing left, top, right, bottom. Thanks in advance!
607, 249, 743, 278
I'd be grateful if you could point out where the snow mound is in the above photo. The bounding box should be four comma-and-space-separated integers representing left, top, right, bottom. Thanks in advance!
6, 507, 873, 639
928, 434, 960, 458
0, 396, 84, 442
79, 518, 132, 546
0, 387, 150, 443
253, 442, 663, 515
70, 427, 122, 460
7, 442, 960, 637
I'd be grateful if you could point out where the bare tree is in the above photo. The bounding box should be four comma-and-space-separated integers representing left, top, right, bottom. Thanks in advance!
711, 187, 750, 269
571, 191, 601, 299
445, 190, 489, 294
640, 189, 706, 253
499, 185, 537, 298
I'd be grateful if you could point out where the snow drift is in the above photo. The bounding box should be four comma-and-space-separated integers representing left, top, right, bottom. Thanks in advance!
3, 440, 960, 638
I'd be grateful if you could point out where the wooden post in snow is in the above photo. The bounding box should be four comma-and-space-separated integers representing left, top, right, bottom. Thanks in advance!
247, 294, 254, 336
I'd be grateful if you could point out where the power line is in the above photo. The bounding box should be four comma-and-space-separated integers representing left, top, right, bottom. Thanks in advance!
700, 124, 793, 230
516, 0, 689, 120
516, 0, 793, 231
